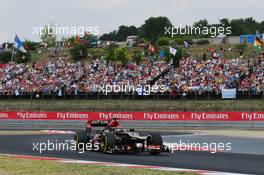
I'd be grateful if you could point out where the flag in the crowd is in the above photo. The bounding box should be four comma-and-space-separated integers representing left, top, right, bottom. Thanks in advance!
208, 47, 214, 52
254, 37, 263, 46
74, 35, 80, 45
14, 35, 27, 53
58, 89, 62, 96
254, 37, 263, 52
169, 47, 177, 56
0, 44, 3, 52
15, 89, 20, 96
148, 44, 155, 53
159, 50, 164, 58
183, 41, 189, 48
67, 41, 71, 48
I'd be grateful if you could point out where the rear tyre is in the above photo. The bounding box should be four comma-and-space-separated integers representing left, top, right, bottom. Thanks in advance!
147, 133, 163, 155
100, 132, 116, 153
74, 130, 90, 151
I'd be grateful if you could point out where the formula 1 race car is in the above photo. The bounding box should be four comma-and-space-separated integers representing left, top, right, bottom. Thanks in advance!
74, 119, 166, 154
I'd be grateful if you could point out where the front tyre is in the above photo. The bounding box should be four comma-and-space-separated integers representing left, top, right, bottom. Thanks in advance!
100, 132, 116, 153
147, 133, 163, 155
74, 130, 90, 151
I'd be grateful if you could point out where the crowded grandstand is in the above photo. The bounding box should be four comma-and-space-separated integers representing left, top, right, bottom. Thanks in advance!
0, 54, 263, 97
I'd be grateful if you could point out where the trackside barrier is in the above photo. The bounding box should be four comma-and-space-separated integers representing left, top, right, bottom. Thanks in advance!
1, 120, 264, 129
1, 111, 264, 129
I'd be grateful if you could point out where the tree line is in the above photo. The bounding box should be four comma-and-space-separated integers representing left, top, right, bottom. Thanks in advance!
100, 17, 264, 42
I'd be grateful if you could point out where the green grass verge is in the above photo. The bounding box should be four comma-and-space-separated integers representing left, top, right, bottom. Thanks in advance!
0, 156, 195, 175
0, 99, 263, 111
27, 43, 258, 64
183, 43, 257, 60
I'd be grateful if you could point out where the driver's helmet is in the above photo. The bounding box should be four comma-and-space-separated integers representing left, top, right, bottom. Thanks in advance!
108, 118, 119, 128
86, 120, 92, 129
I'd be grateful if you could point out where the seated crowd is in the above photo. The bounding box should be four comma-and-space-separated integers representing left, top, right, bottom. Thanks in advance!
0, 56, 263, 96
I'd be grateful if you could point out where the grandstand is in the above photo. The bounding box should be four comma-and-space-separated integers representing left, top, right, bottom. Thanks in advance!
0, 55, 263, 98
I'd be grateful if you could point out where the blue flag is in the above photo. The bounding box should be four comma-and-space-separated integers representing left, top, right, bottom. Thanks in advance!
14, 35, 27, 53
159, 50, 164, 58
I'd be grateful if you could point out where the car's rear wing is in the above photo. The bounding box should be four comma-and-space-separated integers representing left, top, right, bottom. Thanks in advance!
90, 120, 109, 127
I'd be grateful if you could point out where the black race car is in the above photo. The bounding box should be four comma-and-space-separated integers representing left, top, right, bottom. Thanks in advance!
74, 120, 167, 154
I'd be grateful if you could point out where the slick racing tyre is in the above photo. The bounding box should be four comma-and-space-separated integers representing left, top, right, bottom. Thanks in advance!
100, 132, 116, 153
147, 133, 163, 155
74, 130, 90, 150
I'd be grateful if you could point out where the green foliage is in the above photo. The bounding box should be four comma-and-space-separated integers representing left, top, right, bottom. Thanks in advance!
195, 17, 264, 37
193, 19, 209, 28
83, 34, 99, 48
136, 37, 147, 44
156, 37, 170, 46
14, 51, 31, 63
139, 16, 172, 42
229, 17, 259, 36
169, 40, 179, 48
234, 43, 248, 52
172, 36, 193, 45
104, 47, 129, 65
100, 30, 118, 41
116, 25, 138, 41
40, 25, 56, 47
219, 18, 230, 28
24, 40, 38, 51
67, 36, 75, 46
0, 51, 12, 63
173, 47, 183, 67
132, 50, 143, 64
69, 44, 88, 61
182, 49, 190, 58
100, 25, 138, 41
104, 46, 116, 62
88, 48, 104, 59
114, 48, 128, 65
196, 40, 210, 45
99, 16, 264, 44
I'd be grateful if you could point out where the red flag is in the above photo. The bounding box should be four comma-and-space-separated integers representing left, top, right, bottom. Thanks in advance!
74, 35, 80, 45
67, 41, 71, 48
148, 44, 155, 53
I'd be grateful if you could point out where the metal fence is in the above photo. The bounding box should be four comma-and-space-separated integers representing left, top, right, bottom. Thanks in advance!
1, 120, 264, 130
0, 90, 263, 101
0, 90, 263, 112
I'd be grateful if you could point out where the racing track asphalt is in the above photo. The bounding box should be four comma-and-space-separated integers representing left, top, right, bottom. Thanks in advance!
0, 132, 263, 174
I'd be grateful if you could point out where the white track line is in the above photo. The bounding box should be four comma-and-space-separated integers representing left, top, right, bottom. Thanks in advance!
41, 130, 74, 134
